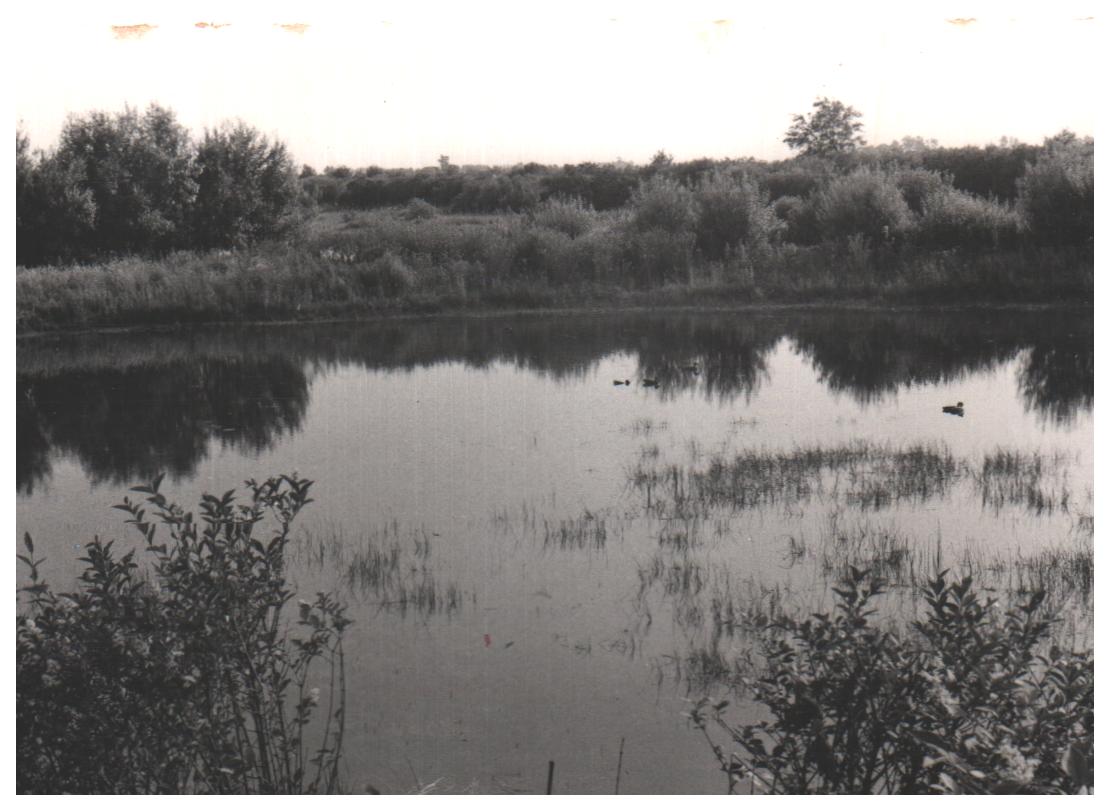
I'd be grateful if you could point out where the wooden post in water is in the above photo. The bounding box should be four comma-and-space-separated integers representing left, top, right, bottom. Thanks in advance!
546, 760, 555, 794
615, 737, 625, 794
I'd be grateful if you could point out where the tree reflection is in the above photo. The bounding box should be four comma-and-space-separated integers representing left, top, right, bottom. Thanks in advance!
17, 357, 308, 494
17, 307, 1091, 491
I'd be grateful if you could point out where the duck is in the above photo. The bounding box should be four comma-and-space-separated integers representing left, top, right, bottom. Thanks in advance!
642, 378, 659, 388
613, 379, 631, 386
942, 401, 965, 417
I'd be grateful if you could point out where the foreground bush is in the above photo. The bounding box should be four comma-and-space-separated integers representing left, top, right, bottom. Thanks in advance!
17, 474, 350, 794
693, 568, 1093, 794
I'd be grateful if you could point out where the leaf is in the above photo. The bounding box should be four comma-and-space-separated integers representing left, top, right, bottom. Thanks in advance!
23, 532, 34, 555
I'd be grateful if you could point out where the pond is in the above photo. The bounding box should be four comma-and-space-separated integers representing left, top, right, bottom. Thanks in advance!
16, 307, 1093, 794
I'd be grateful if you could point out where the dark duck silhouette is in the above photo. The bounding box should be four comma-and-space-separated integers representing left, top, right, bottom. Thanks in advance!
642, 378, 659, 388
942, 401, 965, 417
613, 379, 631, 386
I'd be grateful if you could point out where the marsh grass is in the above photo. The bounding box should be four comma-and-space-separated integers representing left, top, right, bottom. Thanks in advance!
631, 441, 1071, 520
542, 510, 611, 551
295, 522, 463, 616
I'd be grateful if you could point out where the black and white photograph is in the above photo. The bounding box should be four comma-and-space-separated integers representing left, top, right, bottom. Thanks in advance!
12, 1, 1096, 795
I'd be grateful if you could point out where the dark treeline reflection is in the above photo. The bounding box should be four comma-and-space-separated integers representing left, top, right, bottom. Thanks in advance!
18, 358, 309, 494
18, 308, 1091, 492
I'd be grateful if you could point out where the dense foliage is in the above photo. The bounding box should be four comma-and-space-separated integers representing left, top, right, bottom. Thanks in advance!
17, 105, 300, 266
692, 568, 1093, 794
16, 474, 349, 794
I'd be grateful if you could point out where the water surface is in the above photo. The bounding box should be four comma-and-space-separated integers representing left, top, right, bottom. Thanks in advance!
16, 307, 1093, 793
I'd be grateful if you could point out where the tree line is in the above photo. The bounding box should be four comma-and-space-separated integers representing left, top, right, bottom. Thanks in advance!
16, 100, 1094, 268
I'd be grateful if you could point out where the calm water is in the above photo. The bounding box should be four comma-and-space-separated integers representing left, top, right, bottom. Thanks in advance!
16, 307, 1093, 794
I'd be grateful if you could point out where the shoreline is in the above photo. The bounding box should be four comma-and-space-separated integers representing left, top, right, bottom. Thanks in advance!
16, 296, 1094, 341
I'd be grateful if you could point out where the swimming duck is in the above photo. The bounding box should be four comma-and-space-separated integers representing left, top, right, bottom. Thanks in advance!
942, 401, 965, 417
642, 378, 659, 388
613, 379, 631, 386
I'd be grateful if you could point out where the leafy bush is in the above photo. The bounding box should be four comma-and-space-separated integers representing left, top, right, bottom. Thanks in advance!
916, 186, 1024, 250
401, 198, 439, 221
629, 176, 697, 235
894, 168, 951, 215
354, 251, 416, 297
772, 195, 820, 246
1018, 133, 1094, 247
692, 568, 1093, 794
694, 171, 781, 259
16, 474, 350, 794
531, 195, 597, 238
812, 170, 913, 243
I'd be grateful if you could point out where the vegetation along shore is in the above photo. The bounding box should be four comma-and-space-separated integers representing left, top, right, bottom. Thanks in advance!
16, 101, 1093, 333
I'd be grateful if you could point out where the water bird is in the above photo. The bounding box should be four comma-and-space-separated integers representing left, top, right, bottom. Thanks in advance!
642, 378, 659, 388
942, 401, 965, 417
613, 379, 631, 386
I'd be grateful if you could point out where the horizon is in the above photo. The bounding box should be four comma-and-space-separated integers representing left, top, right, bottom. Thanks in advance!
12, 3, 1098, 171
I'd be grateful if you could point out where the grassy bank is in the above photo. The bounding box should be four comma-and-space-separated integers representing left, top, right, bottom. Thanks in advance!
16, 208, 1092, 333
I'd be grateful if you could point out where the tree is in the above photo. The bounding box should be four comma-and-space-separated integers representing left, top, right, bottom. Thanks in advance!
53, 104, 197, 256
784, 97, 866, 157
192, 122, 301, 248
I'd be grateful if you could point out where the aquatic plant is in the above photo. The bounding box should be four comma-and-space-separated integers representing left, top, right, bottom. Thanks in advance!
16, 474, 350, 794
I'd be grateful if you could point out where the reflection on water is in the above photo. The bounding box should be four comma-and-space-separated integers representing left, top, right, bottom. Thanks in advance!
17, 308, 1092, 493
15, 306, 1093, 794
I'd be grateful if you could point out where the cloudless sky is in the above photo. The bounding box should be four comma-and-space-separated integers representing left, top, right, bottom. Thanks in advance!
12, 1, 1099, 169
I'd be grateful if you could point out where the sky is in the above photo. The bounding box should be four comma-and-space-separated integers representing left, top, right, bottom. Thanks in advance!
9, 1, 1102, 170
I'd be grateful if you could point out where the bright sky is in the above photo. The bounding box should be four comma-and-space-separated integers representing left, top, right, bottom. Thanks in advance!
10, 1, 1101, 169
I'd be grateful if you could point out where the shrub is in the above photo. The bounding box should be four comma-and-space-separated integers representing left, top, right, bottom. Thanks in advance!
694, 170, 781, 259
16, 474, 350, 794
629, 176, 697, 235
916, 186, 1024, 250
813, 170, 913, 243
772, 195, 821, 246
401, 197, 438, 221
531, 195, 597, 238
1018, 133, 1094, 247
692, 568, 1093, 794
894, 168, 951, 215
354, 251, 416, 297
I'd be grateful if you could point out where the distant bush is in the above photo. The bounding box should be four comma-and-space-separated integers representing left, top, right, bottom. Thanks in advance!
916, 186, 1024, 250
813, 170, 913, 243
894, 168, 951, 215
1018, 133, 1094, 247
772, 195, 821, 246
17, 474, 350, 794
630, 176, 697, 235
531, 196, 597, 238
355, 251, 416, 297
693, 568, 1093, 794
694, 171, 781, 259
401, 198, 439, 221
